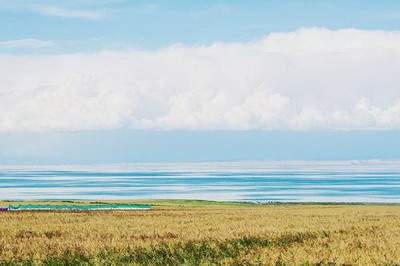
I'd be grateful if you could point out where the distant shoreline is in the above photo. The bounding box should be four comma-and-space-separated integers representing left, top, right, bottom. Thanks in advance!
1, 199, 400, 207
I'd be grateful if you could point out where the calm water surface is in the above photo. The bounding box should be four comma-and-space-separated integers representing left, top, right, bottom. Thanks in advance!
1, 161, 400, 202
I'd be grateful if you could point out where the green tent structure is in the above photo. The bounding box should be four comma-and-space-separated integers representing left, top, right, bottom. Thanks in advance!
7, 203, 152, 211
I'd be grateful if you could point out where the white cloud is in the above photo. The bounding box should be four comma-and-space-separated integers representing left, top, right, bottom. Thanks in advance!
0, 1, 107, 19
0, 39, 53, 49
34, 6, 104, 19
1, 28, 400, 132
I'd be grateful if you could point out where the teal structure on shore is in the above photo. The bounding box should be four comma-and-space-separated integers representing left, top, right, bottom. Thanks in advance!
7, 204, 152, 211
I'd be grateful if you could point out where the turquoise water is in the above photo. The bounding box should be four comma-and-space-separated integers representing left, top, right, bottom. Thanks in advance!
1, 161, 400, 202
8, 204, 152, 211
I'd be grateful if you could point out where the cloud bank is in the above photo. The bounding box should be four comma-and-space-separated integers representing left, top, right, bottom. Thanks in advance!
1, 28, 400, 132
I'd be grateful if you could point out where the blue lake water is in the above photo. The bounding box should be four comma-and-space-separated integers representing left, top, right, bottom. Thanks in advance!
1, 161, 400, 202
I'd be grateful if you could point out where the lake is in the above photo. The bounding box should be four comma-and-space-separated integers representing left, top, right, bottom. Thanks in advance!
1, 161, 399, 202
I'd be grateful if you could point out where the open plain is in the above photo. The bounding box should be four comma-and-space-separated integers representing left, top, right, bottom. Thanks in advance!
0, 200, 399, 265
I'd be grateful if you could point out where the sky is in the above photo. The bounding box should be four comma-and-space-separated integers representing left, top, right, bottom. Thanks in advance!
1, 0, 400, 163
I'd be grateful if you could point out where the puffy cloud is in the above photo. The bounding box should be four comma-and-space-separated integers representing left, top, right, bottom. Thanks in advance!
1, 28, 400, 132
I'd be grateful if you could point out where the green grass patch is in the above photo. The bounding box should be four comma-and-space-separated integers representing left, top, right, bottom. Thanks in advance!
1, 232, 318, 266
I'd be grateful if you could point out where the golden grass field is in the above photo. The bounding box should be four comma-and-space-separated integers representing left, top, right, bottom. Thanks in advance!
0, 200, 399, 265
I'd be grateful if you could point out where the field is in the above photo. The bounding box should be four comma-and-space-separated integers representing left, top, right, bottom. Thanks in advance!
0, 200, 399, 265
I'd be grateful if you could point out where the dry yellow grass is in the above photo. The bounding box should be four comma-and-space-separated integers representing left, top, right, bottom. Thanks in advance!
0, 200, 399, 265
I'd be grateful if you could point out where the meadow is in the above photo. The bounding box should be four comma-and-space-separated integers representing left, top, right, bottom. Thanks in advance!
0, 200, 399, 265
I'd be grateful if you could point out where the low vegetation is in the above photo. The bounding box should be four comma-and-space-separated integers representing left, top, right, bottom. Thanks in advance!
0, 200, 399, 265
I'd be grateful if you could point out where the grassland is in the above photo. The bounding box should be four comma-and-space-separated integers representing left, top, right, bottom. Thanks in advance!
0, 200, 399, 265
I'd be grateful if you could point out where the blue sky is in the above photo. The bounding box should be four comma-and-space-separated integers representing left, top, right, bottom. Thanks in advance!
2, 0, 400, 52
1, 130, 400, 164
1, 1, 400, 163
